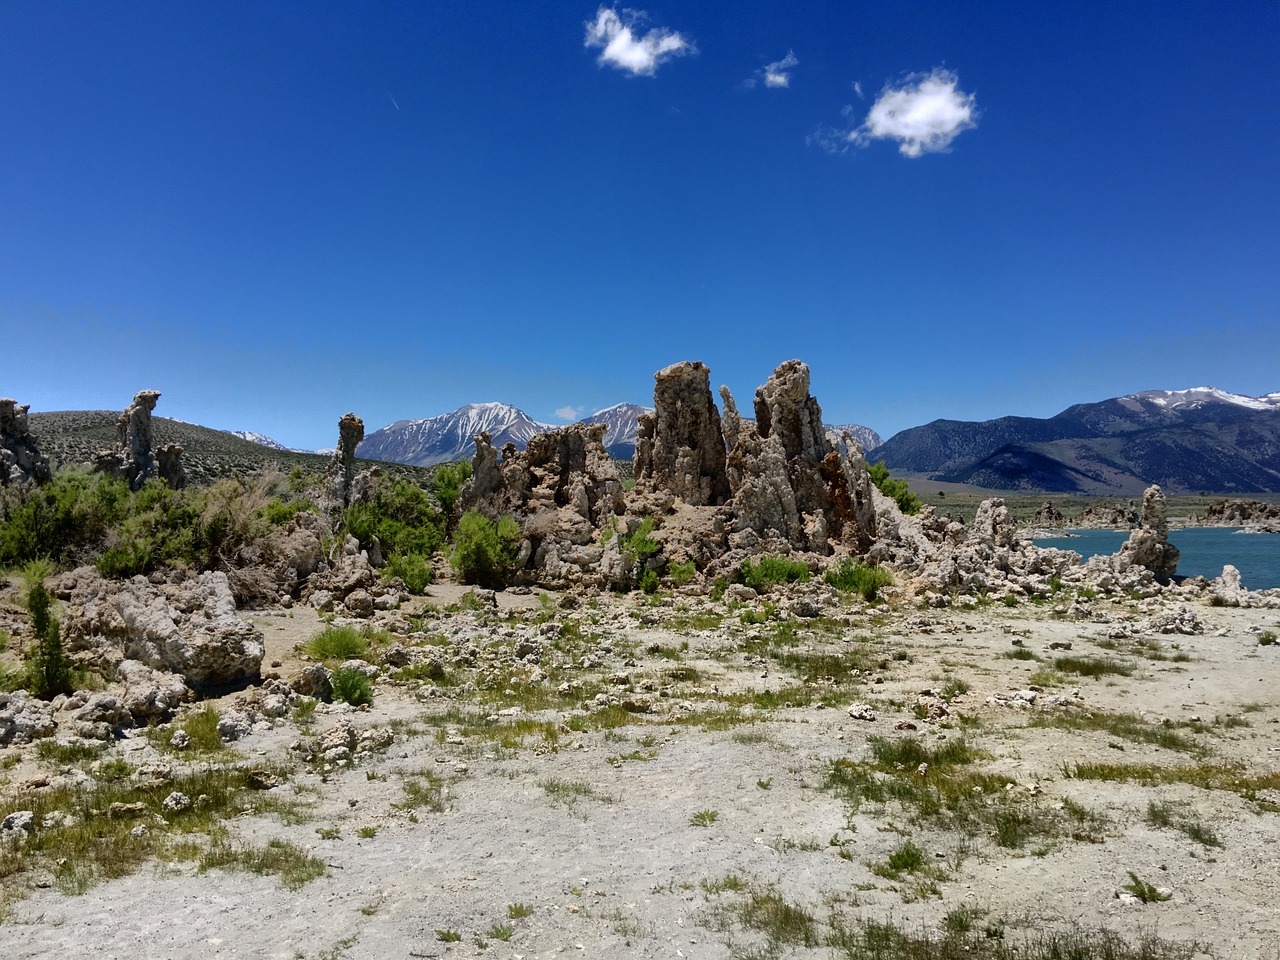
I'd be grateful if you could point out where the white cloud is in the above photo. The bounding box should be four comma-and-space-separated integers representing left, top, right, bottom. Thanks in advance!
555, 405, 584, 421
853, 69, 977, 157
751, 50, 798, 89
584, 7, 694, 77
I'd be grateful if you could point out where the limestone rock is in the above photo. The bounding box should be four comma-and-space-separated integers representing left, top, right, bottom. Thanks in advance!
1031, 501, 1065, 529
1119, 485, 1179, 582
117, 660, 192, 718
321, 413, 365, 513
460, 423, 627, 586
0, 690, 57, 746
0, 398, 51, 486
634, 361, 730, 506
92, 390, 184, 490
61, 570, 264, 691
720, 361, 876, 553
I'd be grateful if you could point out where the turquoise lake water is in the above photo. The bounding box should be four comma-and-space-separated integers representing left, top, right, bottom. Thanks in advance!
1033, 528, 1280, 590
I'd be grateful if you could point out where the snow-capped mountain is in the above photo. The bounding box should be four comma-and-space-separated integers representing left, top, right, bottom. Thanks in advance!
224, 430, 307, 453
828, 423, 883, 453
875, 386, 1280, 494
1127, 387, 1280, 413
356, 403, 554, 467
357, 399, 883, 468
580, 402, 652, 459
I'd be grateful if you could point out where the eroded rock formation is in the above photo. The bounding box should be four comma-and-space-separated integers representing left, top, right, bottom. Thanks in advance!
0, 397, 50, 486
1031, 501, 1065, 529
634, 362, 730, 506
720, 360, 876, 554
321, 413, 365, 514
61, 569, 264, 691
93, 389, 186, 490
461, 423, 628, 586
1118, 485, 1180, 582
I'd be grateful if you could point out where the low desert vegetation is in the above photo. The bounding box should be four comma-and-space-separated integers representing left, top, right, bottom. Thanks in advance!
741, 554, 810, 591
824, 557, 894, 601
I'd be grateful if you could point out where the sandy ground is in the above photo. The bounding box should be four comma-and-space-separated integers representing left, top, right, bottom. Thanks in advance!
3, 584, 1280, 960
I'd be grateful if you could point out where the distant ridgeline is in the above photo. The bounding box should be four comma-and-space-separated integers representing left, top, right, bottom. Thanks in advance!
874, 387, 1280, 495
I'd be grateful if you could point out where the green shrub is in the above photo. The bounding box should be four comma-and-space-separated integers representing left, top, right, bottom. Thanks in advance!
1259, 630, 1277, 647
306, 625, 369, 662
823, 558, 893, 601
741, 555, 810, 592
640, 569, 660, 594
22, 560, 73, 699
330, 667, 373, 707
429, 460, 472, 519
384, 553, 433, 594
261, 498, 315, 526
667, 559, 696, 586
868, 461, 921, 515
451, 511, 521, 588
620, 516, 659, 562
344, 479, 445, 561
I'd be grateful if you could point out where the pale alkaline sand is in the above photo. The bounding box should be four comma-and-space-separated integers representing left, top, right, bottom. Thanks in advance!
4, 587, 1280, 959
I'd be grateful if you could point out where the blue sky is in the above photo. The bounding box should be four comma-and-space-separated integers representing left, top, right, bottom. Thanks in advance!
3, 1, 1277, 450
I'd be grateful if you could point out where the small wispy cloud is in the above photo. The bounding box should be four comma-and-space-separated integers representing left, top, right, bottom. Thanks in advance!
584, 6, 694, 77
810, 69, 978, 158
745, 50, 798, 89
555, 405, 584, 421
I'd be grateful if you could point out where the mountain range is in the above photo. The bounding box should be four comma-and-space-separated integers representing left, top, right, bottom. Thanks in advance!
875, 387, 1280, 494
350, 402, 883, 468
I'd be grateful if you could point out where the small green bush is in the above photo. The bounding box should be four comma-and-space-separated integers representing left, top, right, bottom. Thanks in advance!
620, 516, 659, 562
345, 479, 445, 561
741, 555, 810, 592
868, 461, 921, 515
667, 559, 696, 586
306, 625, 369, 662
640, 569, 660, 594
1259, 630, 1277, 647
429, 460, 472, 519
384, 553, 433, 594
451, 511, 521, 588
823, 558, 893, 602
261, 498, 315, 526
22, 560, 73, 699
330, 667, 373, 707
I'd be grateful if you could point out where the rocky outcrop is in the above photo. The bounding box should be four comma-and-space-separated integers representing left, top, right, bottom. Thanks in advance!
1031, 501, 1065, 529
1075, 500, 1138, 529
0, 398, 50, 486
1118, 485, 1180, 582
0, 690, 57, 746
871, 493, 1082, 600
92, 390, 185, 490
1197, 499, 1280, 533
720, 361, 877, 554
61, 569, 264, 691
460, 423, 628, 586
634, 362, 730, 507
321, 413, 365, 514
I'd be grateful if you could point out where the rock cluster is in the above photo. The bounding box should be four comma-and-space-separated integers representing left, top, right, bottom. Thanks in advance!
873, 495, 1079, 600
1196, 498, 1280, 534
458, 358, 881, 585
59, 569, 264, 692
92, 390, 186, 490
720, 360, 876, 554
462, 423, 628, 586
1075, 500, 1138, 529
1118, 485, 1180, 582
1031, 500, 1065, 529
0, 398, 50, 487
